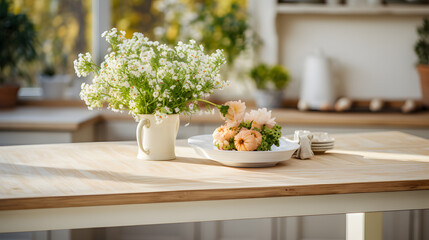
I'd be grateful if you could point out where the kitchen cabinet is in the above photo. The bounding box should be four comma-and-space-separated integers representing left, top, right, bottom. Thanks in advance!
0, 107, 100, 146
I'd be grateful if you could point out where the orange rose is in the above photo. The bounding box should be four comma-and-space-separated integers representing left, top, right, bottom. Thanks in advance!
234, 129, 262, 151
213, 125, 238, 150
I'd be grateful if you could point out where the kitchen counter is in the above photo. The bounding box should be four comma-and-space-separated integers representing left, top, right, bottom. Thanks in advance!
102, 108, 429, 128
0, 107, 100, 145
1, 106, 428, 145
0, 107, 100, 131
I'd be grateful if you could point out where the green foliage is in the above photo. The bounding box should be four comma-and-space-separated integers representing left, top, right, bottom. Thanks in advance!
250, 64, 290, 90
217, 104, 230, 118
198, 2, 254, 65
415, 18, 429, 65
250, 64, 269, 89
223, 138, 236, 150
257, 125, 282, 151
270, 65, 290, 89
0, 0, 37, 84
14, 0, 92, 80
40, 37, 70, 77
239, 120, 253, 129
154, 0, 259, 66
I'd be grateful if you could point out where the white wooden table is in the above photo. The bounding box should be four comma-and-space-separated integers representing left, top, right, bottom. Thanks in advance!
0, 131, 428, 240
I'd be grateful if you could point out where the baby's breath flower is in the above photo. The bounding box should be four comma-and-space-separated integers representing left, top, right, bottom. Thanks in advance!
74, 28, 227, 124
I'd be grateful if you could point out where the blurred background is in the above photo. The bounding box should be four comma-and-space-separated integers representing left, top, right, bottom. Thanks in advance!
1, 0, 429, 239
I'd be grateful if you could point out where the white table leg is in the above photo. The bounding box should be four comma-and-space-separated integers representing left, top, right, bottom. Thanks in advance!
411, 209, 422, 240
346, 212, 383, 240
49, 230, 70, 240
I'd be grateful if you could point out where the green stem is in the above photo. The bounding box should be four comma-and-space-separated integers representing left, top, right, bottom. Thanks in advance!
196, 99, 220, 108
196, 99, 229, 117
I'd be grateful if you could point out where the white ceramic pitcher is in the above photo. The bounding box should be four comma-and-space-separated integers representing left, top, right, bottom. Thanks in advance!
300, 50, 335, 110
136, 114, 180, 160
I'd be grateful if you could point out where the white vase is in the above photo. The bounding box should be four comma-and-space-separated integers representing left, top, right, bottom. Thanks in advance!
136, 114, 180, 160
38, 75, 70, 99
254, 89, 284, 109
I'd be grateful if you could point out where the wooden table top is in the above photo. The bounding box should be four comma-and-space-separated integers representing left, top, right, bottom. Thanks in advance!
0, 131, 428, 210
0, 107, 101, 131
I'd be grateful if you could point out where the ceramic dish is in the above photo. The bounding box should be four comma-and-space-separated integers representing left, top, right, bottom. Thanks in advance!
312, 145, 334, 152
283, 134, 334, 154
188, 135, 300, 168
312, 149, 329, 153
312, 142, 335, 147
312, 146, 334, 150
284, 134, 335, 144
311, 132, 335, 143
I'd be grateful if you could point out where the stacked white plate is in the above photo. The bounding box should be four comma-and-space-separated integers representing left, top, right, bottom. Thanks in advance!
284, 132, 335, 154
311, 140, 334, 153
311, 132, 335, 153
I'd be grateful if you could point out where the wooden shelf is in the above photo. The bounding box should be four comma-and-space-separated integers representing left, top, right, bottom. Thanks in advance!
277, 4, 429, 15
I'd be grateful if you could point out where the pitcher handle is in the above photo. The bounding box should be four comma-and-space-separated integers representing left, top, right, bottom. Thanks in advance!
136, 118, 150, 155
175, 117, 180, 136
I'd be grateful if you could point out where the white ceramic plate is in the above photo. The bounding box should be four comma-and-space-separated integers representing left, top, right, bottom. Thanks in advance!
312, 147, 334, 151
311, 146, 334, 153
312, 140, 335, 144
284, 134, 335, 144
312, 143, 335, 147
188, 135, 300, 168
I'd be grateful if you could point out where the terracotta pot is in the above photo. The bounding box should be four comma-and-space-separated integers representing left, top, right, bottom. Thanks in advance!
417, 65, 429, 107
0, 85, 20, 108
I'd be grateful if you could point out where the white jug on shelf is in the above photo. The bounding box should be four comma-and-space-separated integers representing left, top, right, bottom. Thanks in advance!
299, 49, 335, 111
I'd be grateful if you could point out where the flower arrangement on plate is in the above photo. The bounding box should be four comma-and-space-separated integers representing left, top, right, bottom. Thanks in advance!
73, 28, 231, 160
212, 101, 282, 151
188, 102, 297, 167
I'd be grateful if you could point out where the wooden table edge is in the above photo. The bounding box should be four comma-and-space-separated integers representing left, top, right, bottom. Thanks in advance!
2, 179, 428, 211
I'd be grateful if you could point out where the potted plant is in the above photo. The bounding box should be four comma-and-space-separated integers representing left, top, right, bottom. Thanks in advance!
250, 64, 290, 108
38, 38, 71, 99
0, 0, 37, 108
74, 28, 229, 161
415, 18, 429, 107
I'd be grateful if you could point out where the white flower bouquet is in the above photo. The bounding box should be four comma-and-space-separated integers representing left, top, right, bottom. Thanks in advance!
213, 101, 282, 151
74, 28, 229, 123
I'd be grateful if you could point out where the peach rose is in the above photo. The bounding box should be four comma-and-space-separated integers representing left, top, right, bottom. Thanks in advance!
243, 108, 276, 129
234, 129, 262, 151
213, 125, 227, 143
213, 125, 238, 150
221, 100, 246, 126
214, 139, 230, 150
